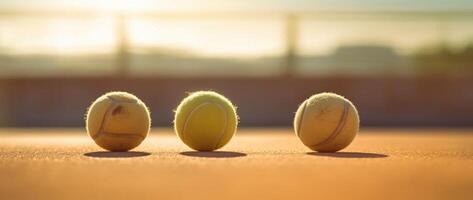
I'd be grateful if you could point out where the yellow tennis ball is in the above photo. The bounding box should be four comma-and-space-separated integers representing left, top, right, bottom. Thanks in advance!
174, 91, 238, 151
86, 91, 151, 152
294, 92, 359, 152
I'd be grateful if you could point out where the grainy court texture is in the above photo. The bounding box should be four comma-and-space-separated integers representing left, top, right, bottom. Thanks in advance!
0, 128, 472, 200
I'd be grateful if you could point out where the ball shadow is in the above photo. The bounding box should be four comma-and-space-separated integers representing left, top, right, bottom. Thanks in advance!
180, 151, 247, 158
84, 151, 151, 158
307, 152, 388, 158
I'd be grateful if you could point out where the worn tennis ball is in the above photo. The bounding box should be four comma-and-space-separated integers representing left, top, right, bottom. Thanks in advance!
174, 91, 238, 151
86, 91, 151, 152
294, 92, 359, 152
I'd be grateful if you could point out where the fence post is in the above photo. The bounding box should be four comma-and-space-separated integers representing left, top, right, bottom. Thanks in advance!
116, 14, 130, 76
284, 13, 298, 77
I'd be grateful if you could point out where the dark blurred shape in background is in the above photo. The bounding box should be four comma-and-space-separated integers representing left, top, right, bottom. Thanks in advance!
0, 1, 472, 127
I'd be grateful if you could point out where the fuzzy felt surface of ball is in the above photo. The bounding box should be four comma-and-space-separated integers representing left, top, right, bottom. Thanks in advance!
294, 92, 359, 152
174, 91, 238, 151
86, 91, 150, 151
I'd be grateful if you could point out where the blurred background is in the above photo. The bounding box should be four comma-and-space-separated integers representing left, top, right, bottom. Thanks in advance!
0, 0, 472, 127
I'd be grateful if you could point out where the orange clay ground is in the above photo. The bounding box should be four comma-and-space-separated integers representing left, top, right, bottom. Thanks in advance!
0, 128, 472, 200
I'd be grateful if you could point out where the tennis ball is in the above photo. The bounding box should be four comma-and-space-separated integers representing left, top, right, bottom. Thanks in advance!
174, 91, 238, 151
86, 91, 151, 152
294, 92, 359, 152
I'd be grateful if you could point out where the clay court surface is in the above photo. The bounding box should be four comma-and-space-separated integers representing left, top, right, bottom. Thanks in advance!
0, 128, 472, 200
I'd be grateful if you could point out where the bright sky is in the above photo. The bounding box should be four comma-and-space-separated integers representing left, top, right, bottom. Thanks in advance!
0, 1, 472, 56
1, 0, 473, 11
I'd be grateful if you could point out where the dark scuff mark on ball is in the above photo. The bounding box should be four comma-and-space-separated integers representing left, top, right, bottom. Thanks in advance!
112, 106, 123, 115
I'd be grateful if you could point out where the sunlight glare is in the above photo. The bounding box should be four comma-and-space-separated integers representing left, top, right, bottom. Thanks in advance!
94, 0, 155, 13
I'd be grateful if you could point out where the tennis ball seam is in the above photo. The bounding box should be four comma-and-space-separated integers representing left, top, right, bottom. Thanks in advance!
310, 102, 349, 148
181, 101, 228, 149
92, 100, 145, 140
295, 100, 308, 138
212, 103, 229, 150
180, 102, 211, 142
